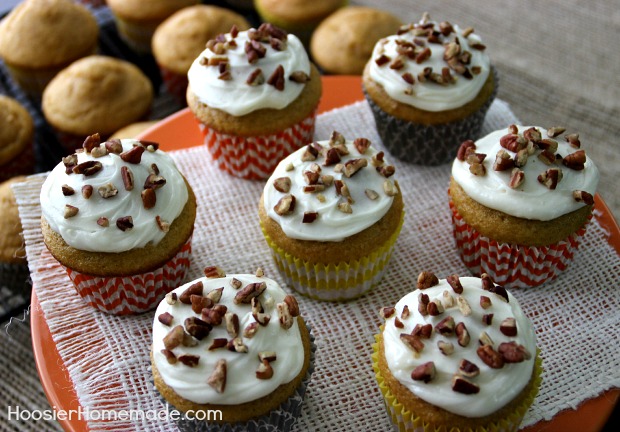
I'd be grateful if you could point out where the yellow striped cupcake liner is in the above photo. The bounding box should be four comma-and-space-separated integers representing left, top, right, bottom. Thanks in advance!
260, 213, 403, 302
371, 333, 543, 432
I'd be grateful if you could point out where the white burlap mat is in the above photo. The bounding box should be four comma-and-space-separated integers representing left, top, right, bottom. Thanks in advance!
15, 100, 620, 431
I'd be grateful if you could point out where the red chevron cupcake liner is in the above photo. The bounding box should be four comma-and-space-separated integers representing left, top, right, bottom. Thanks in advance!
449, 200, 591, 288
199, 110, 317, 180
63, 236, 192, 315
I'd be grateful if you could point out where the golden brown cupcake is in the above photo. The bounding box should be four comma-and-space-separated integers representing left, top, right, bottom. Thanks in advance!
449, 125, 599, 288
110, 121, 159, 140
254, 0, 347, 46
151, 268, 314, 429
186, 23, 322, 180
40, 136, 196, 315
310, 6, 402, 75
152, 5, 251, 104
42, 55, 154, 152
373, 271, 542, 432
107, 0, 200, 54
0, 176, 28, 265
258, 131, 404, 301
0, 95, 35, 182
0, 0, 99, 99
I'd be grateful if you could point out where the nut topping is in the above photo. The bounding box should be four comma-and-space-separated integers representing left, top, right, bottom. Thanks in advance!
277, 301, 294, 329
207, 359, 227, 393
274, 194, 296, 215
499, 317, 517, 337
452, 375, 480, 394
562, 149, 586, 170
82, 133, 100, 153
256, 360, 274, 380
225, 312, 239, 338
411, 361, 436, 383
446, 274, 463, 294
158, 312, 173, 326
63, 205, 79, 218
234, 282, 266, 304
121, 166, 134, 191
120, 145, 145, 164
273, 177, 292, 192
178, 354, 200, 367
61, 184, 75, 196
537, 167, 563, 189
283, 295, 300, 317
400, 333, 424, 354
455, 322, 470, 347
435, 316, 455, 335
417, 271, 439, 289
458, 359, 480, 378
163, 325, 185, 350
81, 185, 93, 199
573, 190, 594, 205
438, 340, 454, 355
73, 161, 102, 176
179, 281, 203, 304
498, 341, 531, 363
184, 316, 212, 340
98, 183, 118, 199
477, 344, 504, 369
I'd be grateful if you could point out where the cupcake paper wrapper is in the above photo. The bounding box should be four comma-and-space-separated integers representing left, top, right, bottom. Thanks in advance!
164, 323, 316, 432
0, 139, 35, 182
260, 213, 404, 301
365, 67, 498, 166
199, 110, 317, 180
158, 66, 188, 106
62, 236, 192, 315
450, 200, 591, 288
371, 334, 543, 432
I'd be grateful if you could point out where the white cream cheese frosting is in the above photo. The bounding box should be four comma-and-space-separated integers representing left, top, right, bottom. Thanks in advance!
381, 274, 537, 417
152, 272, 305, 405
452, 125, 599, 220
40, 137, 188, 253
187, 24, 310, 116
368, 14, 491, 112
262, 132, 398, 241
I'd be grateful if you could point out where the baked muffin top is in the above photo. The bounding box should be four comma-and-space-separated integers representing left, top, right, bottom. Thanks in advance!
152, 5, 251, 75
42, 56, 153, 136
0, 0, 98, 69
106, 0, 199, 22
380, 271, 537, 417
0, 95, 34, 165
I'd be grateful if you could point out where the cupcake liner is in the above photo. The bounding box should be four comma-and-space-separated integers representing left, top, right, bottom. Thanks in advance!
260, 213, 404, 301
371, 333, 542, 432
158, 66, 188, 106
113, 16, 159, 54
365, 67, 498, 166
62, 236, 192, 315
199, 110, 317, 180
449, 199, 591, 288
161, 322, 316, 432
0, 139, 35, 182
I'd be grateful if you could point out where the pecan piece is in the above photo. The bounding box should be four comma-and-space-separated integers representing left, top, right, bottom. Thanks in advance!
343, 158, 368, 178
411, 361, 436, 383
547, 126, 566, 138
417, 271, 439, 289
267, 64, 285, 90
120, 166, 134, 191
493, 149, 514, 171
573, 190, 594, 205
456, 322, 470, 347
384, 180, 399, 197
538, 168, 563, 189
204, 266, 226, 278
446, 274, 463, 294
120, 145, 145, 164
73, 161, 103, 176
482, 313, 493, 325
163, 325, 185, 350
234, 282, 266, 304
452, 375, 480, 394
116, 216, 133, 231
96, 217, 108, 227
184, 316, 212, 340
508, 168, 525, 189
457, 140, 476, 161
207, 359, 227, 393
284, 295, 300, 317
64, 205, 79, 218
477, 344, 504, 369
400, 333, 424, 354
380, 307, 396, 319
565, 133, 581, 148
190, 294, 213, 314
243, 322, 259, 338
499, 317, 518, 337
438, 340, 454, 355
158, 312, 174, 326
435, 316, 455, 335
353, 137, 371, 154
144, 174, 166, 190
302, 211, 318, 223
277, 301, 294, 329
412, 323, 432, 339
81, 185, 93, 199
161, 349, 177, 364
562, 149, 586, 170
274, 194, 296, 215
256, 359, 274, 379
458, 359, 480, 378
208, 338, 228, 350
273, 177, 291, 192
418, 293, 429, 316
289, 71, 310, 83
500, 134, 527, 153
155, 215, 170, 232
98, 183, 118, 199
225, 312, 239, 338
227, 337, 248, 353
498, 342, 531, 363
179, 281, 203, 304
61, 184, 75, 196
178, 354, 200, 367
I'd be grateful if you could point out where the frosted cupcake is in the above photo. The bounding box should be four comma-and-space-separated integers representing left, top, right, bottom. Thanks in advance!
363, 13, 497, 165
449, 125, 599, 288
151, 267, 314, 431
259, 131, 404, 301
40, 136, 196, 314
373, 271, 542, 432
186, 23, 322, 180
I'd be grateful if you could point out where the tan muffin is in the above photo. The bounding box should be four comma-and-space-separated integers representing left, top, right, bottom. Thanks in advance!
187, 63, 321, 137
310, 6, 402, 75
0, 95, 35, 181
0, 0, 98, 98
110, 121, 159, 140
0, 176, 28, 264
107, 0, 200, 53
42, 55, 153, 150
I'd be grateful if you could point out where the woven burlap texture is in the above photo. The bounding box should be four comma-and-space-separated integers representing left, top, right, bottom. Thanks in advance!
14, 100, 620, 431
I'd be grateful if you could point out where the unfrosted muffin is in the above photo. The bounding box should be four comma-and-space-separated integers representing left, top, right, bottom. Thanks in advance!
373, 271, 542, 432
107, 0, 199, 54
42, 55, 154, 152
152, 267, 314, 430
0, 95, 35, 182
0, 0, 99, 99
310, 6, 402, 75
254, 0, 347, 46
152, 5, 251, 104
187, 23, 322, 180
40, 135, 197, 314
449, 125, 599, 288
259, 131, 404, 301
363, 13, 497, 165
110, 121, 159, 140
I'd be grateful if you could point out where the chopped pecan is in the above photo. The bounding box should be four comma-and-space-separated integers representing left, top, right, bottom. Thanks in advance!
493, 149, 514, 171
477, 344, 504, 369
256, 359, 274, 379
538, 167, 563, 189
274, 194, 296, 215
499, 317, 518, 337
418, 292, 429, 316
401, 305, 410, 320
383, 180, 399, 197
289, 71, 310, 83
190, 294, 214, 314
482, 313, 493, 325
273, 177, 291, 192
456, 140, 476, 161
412, 323, 433, 339
243, 322, 259, 338
427, 299, 444, 316
73, 161, 102, 176
547, 126, 566, 138
208, 338, 228, 350
82, 133, 101, 153
202, 306, 227, 326
81, 184, 93, 199
104, 139, 123, 154
563, 149, 586, 170
247, 68, 265, 85
509, 168, 525, 189
141, 188, 156, 209
400, 333, 424, 354
446, 274, 463, 294
469, 162, 486, 176
206, 287, 224, 303
380, 307, 396, 319
377, 165, 396, 178
267, 65, 285, 91
452, 375, 480, 394
435, 316, 455, 335
458, 359, 480, 377
438, 340, 454, 355
61, 184, 75, 196
227, 337, 248, 353
573, 190, 594, 205
204, 266, 226, 278
417, 271, 439, 289
161, 349, 177, 364
343, 158, 368, 177
179, 281, 203, 304
163, 325, 185, 350
207, 359, 227, 393
144, 174, 166, 190
277, 301, 293, 329
500, 134, 527, 153
158, 312, 173, 326
479, 331, 494, 347
498, 342, 531, 363
565, 133, 581, 148
155, 215, 170, 232
302, 211, 318, 223
480, 295, 492, 309
165, 292, 177, 305
184, 316, 212, 340
96, 217, 108, 227
178, 354, 200, 367
456, 296, 472, 317
456, 322, 470, 347
284, 295, 300, 317
64, 205, 79, 218
234, 282, 266, 304
411, 361, 436, 383
120, 145, 145, 164
225, 312, 239, 338
365, 189, 380, 200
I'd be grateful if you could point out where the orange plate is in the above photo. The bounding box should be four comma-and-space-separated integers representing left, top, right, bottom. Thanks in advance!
32, 76, 618, 431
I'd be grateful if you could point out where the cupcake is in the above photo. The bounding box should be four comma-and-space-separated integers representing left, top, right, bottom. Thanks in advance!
0, 0, 99, 99
0, 176, 31, 317
110, 121, 159, 140
151, 267, 314, 430
107, 0, 199, 54
0, 95, 35, 182
186, 23, 322, 180
40, 135, 197, 315
363, 13, 497, 165
258, 131, 404, 301
152, 5, 251, 105
42, 55, 154, 152
310, 6, 402, 75
449, 125, 599, 288
373, 271, 542, 432
254, 0, 347, 47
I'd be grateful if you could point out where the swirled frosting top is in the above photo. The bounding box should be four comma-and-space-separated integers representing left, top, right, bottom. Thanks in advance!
367, 13, 491, 112
40, 136, 188, 253
262, 132, 398, 241
152, 269, 305, 404
187, 23, 311, 116
451, 125, 599, 220
381, 273, 537, 417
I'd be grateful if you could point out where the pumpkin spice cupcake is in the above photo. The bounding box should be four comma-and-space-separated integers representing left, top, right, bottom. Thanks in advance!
0, 95, 35, 182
